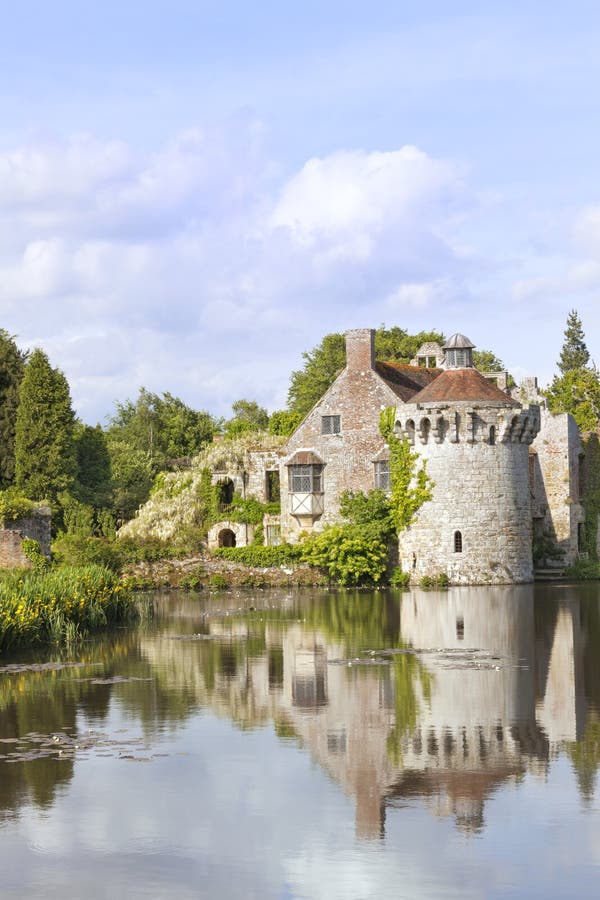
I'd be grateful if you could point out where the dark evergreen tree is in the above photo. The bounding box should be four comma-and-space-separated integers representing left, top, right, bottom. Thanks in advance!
73, 423, 112, 508
558, 310, 590, 374
14, 349, 77, 504
0, 330, 27, 488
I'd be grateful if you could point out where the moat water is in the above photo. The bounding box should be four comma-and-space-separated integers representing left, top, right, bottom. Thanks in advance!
0, 584, 599, 899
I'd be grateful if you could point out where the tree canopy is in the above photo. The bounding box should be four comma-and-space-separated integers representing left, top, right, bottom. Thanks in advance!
0, 330, 27, 489
223, 399, 269, 437
14, 349, 77, 505
546, 310, 600, 431
558, 309, 590, 374
287, 327, 446, 417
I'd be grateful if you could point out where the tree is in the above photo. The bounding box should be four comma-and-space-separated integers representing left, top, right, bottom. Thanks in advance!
107, 439, 156, 523
14, 349, 77, 505
546, 311, 599, 431
287, 327, 446, 417
108, 388, 217, 465
545, 368, 600, 432
268, 409, 303, 437
223, 399, 269, 437
473, 349, 505, 372
0, 330, 28, 488
558, 310, 590, 374
73, 423, 112, 508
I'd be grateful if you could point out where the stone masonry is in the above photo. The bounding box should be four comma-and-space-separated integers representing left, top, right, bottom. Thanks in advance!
0, 507, 52, 568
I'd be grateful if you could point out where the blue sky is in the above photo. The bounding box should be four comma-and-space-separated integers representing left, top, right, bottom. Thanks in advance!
1, 1, 600, 422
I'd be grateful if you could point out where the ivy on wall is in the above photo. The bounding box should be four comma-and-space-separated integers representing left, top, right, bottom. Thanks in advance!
379, 407, 434, 532
582, 433, 600, 560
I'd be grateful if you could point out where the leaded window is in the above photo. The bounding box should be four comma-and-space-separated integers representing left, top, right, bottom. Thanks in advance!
374, 460, 390, 490
289, 464, 323, 493
321, 415, 341, 435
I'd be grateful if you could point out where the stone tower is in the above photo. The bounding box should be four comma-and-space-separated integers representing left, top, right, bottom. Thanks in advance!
396, 334, 540, 584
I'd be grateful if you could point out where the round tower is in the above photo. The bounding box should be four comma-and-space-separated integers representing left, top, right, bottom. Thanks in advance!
397, 334, 540, 584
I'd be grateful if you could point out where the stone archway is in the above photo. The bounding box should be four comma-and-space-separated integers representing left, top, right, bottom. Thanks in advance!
218, 528, 237, 548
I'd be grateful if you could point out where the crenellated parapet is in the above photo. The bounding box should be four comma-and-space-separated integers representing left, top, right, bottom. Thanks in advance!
394, 403, 540, 447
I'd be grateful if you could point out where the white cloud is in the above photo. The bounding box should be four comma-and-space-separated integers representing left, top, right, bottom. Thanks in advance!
0, 130, 478, 421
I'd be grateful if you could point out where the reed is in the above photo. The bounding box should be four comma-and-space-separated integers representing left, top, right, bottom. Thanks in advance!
0, 565, 135, 652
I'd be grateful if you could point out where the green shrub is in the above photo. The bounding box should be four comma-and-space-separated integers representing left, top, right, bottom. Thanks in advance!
180, 565, 207, 590
208, 574, 229, 590
419, 572, 449, 589
0, 489, 35, 525
52, 534, 125, 572
301, 522, 391, 586
564, 559, 600, 580
212, 544, 302, 567
390, 567, 410, 588
22, 538, 49, 572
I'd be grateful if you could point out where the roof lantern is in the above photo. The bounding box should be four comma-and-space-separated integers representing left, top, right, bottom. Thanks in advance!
443, 333, 475, 369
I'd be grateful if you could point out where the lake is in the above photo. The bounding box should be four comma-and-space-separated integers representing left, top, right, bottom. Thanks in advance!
0, 584, 599, 899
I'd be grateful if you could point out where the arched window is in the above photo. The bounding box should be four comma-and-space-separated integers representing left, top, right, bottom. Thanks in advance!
489, 425, 496, 445
405, 419, 415, 445
454, 530, 463, 553
420, 418, 431, 444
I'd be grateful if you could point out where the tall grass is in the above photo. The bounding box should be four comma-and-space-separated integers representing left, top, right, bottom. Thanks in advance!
0, 565, 136, 653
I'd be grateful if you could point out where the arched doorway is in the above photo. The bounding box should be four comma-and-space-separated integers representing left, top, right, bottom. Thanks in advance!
218, 528, 237, 548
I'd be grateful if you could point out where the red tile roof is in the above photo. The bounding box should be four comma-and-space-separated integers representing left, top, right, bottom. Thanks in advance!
409, 367, 518, 405
375, 362, 442, 402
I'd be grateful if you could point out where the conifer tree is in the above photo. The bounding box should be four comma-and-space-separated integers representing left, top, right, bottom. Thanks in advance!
14, 349, 77, 504
558, 310, 590, 374
0, 330, 27, 488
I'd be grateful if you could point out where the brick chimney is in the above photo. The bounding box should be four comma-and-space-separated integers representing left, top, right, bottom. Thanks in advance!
345, 329, 375, 372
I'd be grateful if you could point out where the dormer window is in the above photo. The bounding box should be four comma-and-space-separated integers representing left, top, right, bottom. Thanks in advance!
322, 415, 341, 435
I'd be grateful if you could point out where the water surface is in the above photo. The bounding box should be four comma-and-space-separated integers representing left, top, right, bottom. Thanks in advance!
0, 584, 599, 899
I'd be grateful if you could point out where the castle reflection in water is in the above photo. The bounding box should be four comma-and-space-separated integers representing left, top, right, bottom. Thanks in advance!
141, 585, 599, 840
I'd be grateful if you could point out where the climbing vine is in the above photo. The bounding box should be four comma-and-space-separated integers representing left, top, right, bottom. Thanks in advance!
379, 407, 434, 532
582, 433, 600, 559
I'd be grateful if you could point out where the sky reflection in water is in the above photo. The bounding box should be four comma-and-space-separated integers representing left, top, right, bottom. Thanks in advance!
0, 584, 599, 899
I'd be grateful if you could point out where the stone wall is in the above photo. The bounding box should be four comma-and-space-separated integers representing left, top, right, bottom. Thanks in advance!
530, 409, 584, 565
0, 507, 52, 568
280, 329, 400, 542
397, 403, 539, 584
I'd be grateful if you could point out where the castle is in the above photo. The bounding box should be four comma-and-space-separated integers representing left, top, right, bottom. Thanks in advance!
208, 328, 586, 584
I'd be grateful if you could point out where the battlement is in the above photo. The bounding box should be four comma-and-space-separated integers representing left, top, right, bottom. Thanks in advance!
394, 404, 540, 446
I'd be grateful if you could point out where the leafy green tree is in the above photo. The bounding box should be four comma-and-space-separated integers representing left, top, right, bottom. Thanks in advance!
268, 409, 303, 437
558, 309, 590, 374
0, 330, 28, 488
106, 439, 156, 523
287, 327, 446, 417
374, 326, 445, 362
473, 349, 505, 372
108, 388, 216, 465
545, 368, 600, 432
287, 332, 346, 417
224, 399, 269, 437
14, 349, 77, 505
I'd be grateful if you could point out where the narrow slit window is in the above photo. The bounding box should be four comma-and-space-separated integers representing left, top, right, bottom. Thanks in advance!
454, 530, 463, 553
489, 425, 496, 445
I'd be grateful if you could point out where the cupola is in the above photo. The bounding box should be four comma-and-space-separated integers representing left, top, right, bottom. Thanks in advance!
443, 333, 475, 369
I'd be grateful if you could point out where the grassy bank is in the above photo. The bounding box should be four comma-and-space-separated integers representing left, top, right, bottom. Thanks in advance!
0, 565, 136, 653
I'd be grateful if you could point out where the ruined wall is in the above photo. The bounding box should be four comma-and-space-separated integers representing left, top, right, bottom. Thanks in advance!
0, 507, 52, 568
397, 404, 539, 584
280, 329, 400, 542
530, 409, 584, 565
